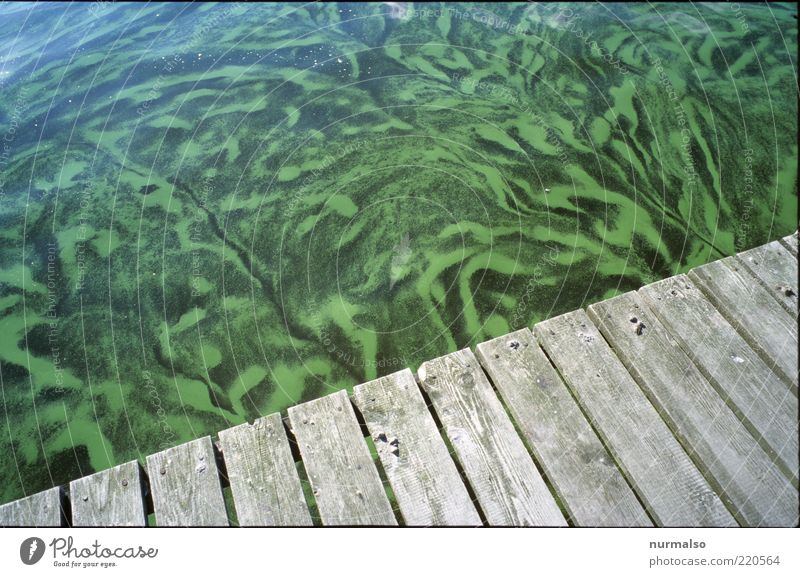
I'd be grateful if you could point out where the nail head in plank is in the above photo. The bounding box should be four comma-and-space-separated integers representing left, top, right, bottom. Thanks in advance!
689, 258, 798, 388
639, 274, 798, 479
70, 461, 147, 527
0, 487, 63, 527
145, 436, 228, 526
418, 349, 567, 526
589, 292, 798, 527
218, 413, 312, 526
352, 368, 482, 526
475, 329, 651, 527
735, 241, 798, 316
288, 390, 397, 526
535, 310, 737, 527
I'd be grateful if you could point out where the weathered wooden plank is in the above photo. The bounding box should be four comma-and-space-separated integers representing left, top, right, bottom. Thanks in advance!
70, 461, 147, 527
145, 436, 228, 526
475, 329, 652, 527
288, 390, 396, 526
640, 274, 798, 480
535, 310, 737, 527
689, 258, 798, 388
352, 369, 482, 526
218, 413, 312, 526
780, 231, 798, 255
417, 349, 567, 526
0, 487, 63, 527
736, 241, 799, 316
588, 292, 798, 527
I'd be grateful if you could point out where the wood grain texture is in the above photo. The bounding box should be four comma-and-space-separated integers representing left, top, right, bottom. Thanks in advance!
353, 369, 481, 526
689, 258, 798, 388
145, 436, 228, 526
736, 241, 799, 316
218, 413, 312, 526
640, 274, 798, 481
352, 369, 482, 526
589, 292, 798, 527
418, 349, 567, 526
780, 231, 798, 255
535, 310, 737, 527
475, 329, 652, 527
288, 390, 396, 526
70, 461, 147, 527
0, 487, 63, 527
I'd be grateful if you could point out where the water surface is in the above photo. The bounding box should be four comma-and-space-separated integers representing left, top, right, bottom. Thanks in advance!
0, 2, 797, 502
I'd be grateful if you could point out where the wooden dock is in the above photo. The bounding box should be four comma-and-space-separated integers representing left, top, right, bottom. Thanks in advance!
2, 233, 797, 527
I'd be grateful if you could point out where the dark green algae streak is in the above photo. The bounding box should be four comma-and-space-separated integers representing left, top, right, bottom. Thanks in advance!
0, 2, 796, 502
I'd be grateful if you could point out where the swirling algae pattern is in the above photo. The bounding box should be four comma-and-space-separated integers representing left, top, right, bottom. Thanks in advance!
0, 2, 796, 502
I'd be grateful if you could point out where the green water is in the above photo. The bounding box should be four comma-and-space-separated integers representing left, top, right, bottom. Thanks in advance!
0, 2, 796, 502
